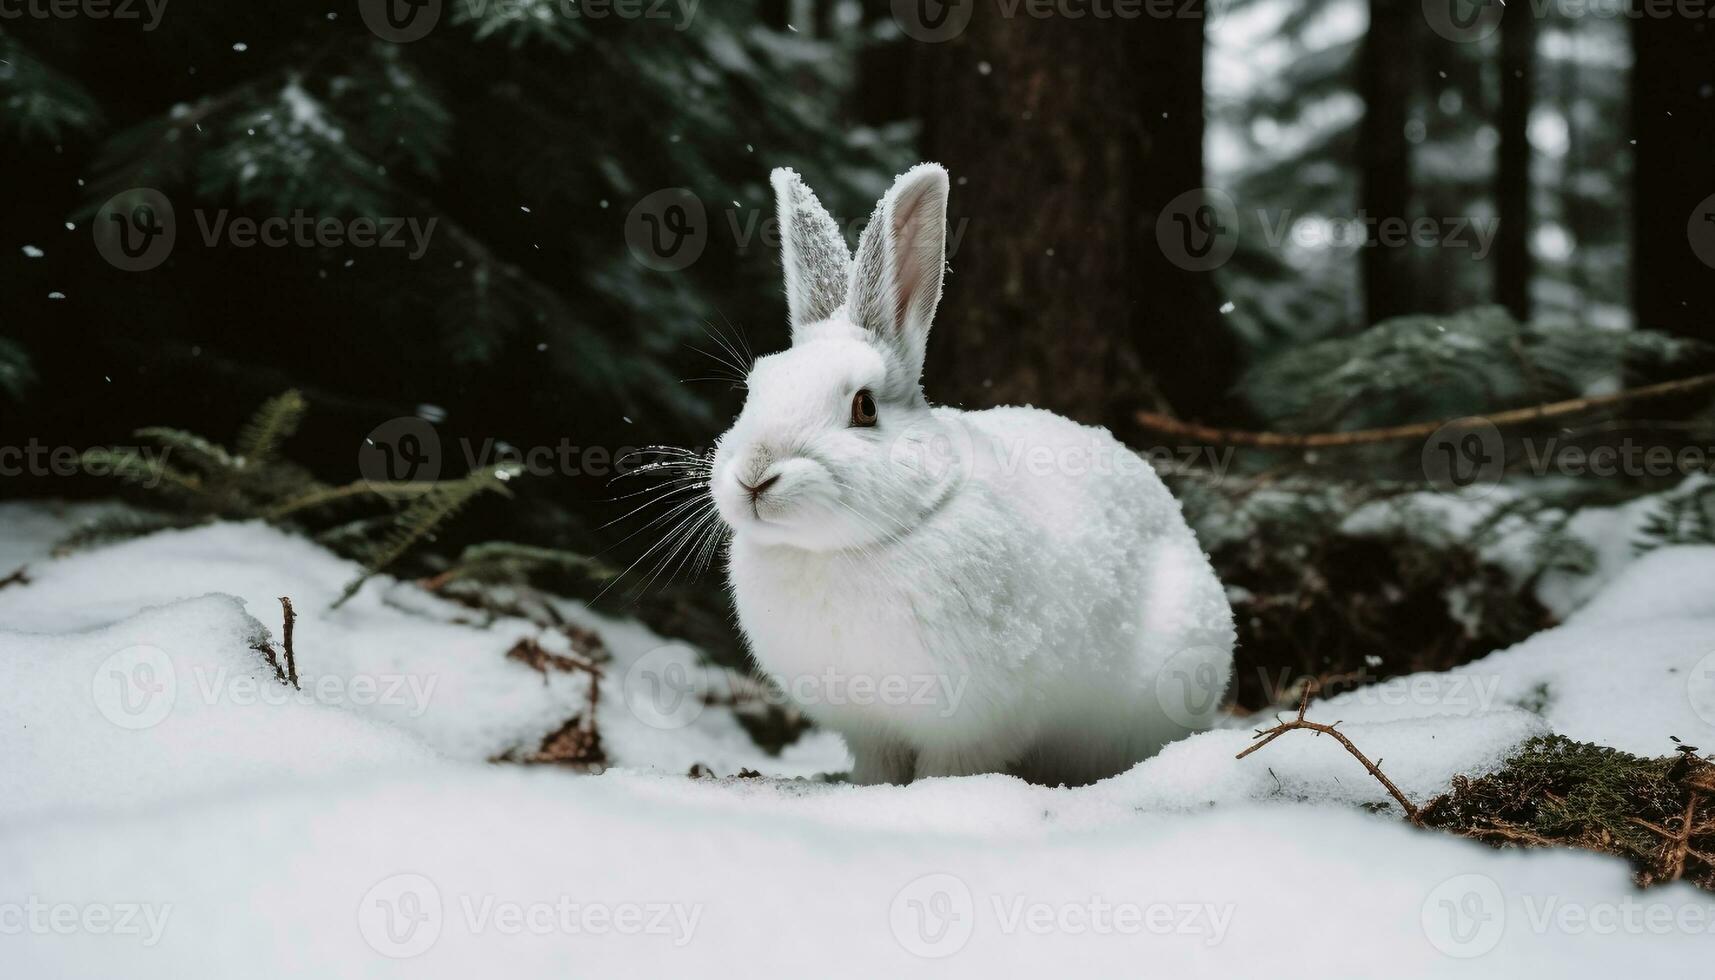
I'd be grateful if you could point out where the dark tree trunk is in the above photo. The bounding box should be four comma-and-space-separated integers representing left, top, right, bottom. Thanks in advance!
914, 6, 1239, 428
855, 0, 910, 125
1495, 0, 1535, 323
1358, 0, 1416, 325
1632, 8, 1715, 339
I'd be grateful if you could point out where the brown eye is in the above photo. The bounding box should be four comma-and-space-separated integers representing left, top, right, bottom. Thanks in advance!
850, 389, 877, 427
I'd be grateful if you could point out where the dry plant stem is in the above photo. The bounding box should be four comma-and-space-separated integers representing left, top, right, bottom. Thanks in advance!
278, 596, 299, 689
1136, 371, 1715, 449
0, 565, 29, 590
1237, 685, 1424, 825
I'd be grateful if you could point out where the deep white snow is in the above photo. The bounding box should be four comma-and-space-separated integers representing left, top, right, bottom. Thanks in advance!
1, 501, 1711, 977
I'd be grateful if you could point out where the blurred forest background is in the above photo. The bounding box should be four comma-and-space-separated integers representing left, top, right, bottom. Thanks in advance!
2, 0, 1714, 711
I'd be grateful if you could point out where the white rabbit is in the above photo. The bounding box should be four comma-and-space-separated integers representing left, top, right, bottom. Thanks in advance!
710, 164, 1235, 786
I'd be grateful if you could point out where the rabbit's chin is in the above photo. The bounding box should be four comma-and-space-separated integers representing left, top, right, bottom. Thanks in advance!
719, 506, 886, 553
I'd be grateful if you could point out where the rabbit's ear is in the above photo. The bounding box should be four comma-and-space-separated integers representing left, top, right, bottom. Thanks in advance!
849, 163, 948, 387
771, 168, 851, 340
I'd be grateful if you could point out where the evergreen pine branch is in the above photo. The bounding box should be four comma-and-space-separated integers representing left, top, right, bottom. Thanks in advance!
331, 465, 521, 609
133, 427, 238, 476
235, 389, 307, 467
266, 479, 454, 521
425, 542, 613, 590
80, 447, 204, 500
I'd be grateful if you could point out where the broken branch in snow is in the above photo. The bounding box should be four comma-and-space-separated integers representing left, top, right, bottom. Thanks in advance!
0, 565, 29, 590
496, 635, 607, 769
278, 596, 299, 689
250, 635, 286, 684
1237, 683, 1423, 825
1630, 793, 1715, 883
1135, 370, 1715, 449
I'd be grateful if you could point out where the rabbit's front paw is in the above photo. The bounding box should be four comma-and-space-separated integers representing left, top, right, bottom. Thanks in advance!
847, 739, 915, 786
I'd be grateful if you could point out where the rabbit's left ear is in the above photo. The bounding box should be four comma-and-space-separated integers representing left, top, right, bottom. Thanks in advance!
849, 164, 949, 388
771, 168, 851, 341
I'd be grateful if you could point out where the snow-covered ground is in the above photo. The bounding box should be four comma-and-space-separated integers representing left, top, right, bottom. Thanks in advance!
1, 501, 1711, 977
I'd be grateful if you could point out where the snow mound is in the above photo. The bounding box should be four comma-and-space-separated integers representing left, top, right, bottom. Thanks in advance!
0, 512, 849, 779
0, 594, 441, 820
3, 503, 1713, 976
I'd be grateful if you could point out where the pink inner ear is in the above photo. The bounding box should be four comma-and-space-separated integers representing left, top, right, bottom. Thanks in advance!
890, 184, 938, 330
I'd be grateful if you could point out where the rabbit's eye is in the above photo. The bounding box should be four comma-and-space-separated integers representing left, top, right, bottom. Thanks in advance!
850, 389, 877, 428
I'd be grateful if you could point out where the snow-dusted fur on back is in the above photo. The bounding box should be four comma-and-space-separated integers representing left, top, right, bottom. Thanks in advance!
711, 164, 1235, 786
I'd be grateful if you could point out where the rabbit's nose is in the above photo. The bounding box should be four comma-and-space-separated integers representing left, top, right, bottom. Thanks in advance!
737, 473, 781, 500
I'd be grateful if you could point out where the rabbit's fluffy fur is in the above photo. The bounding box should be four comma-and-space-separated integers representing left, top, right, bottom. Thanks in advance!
710, 164, 1235, 786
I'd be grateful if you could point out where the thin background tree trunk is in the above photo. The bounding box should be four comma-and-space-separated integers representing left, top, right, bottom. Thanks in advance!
1495, 0, 1536, 323
1358, 0, 1416, 325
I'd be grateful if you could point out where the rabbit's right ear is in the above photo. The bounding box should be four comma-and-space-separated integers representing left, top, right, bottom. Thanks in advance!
848, 164, 948, 391
771, 168, 851, 340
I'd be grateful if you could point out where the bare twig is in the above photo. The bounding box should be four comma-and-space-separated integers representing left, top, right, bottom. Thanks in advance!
278, 596, 299, 690
1237, 684, 1424, 825
1136, 371, 1715, 449
0, 565, 29, 591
